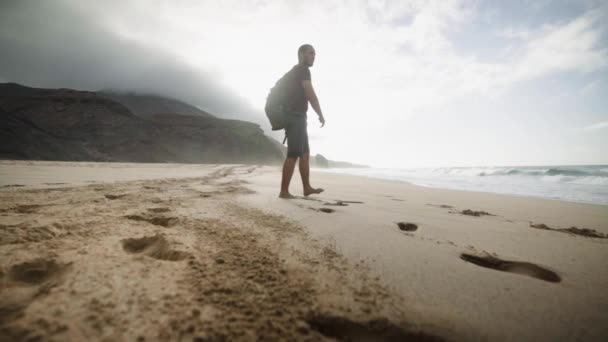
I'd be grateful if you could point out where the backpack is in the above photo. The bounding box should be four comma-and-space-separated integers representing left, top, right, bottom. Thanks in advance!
264, 74, 290, 131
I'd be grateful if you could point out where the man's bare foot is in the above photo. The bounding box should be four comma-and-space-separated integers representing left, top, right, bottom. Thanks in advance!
304, 187, 324, 197
279, 192, 296, 199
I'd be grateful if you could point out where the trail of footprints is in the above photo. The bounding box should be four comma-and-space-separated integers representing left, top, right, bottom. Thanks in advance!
412, 203, 578, 283
4, 196, 562, 281
297, 196, 571, 284
0, 212, 187, 334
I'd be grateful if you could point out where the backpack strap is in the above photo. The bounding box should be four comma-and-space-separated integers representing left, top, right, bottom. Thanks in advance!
282, 132, 287, 144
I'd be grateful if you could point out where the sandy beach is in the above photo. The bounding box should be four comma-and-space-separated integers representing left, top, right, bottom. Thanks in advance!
1, 160, 607, 341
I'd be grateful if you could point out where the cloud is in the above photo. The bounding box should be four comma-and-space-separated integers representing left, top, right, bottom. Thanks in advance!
4, 1, 604, 119
0, 0, 265, 126
509, 10, 608, 82
498, 27, 532, 40
583, 121, 608, 131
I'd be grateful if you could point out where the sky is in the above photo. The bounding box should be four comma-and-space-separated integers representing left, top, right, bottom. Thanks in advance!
1, 0, 607, 168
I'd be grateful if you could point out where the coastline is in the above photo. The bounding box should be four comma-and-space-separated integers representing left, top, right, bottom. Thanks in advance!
314, 166, 608, 206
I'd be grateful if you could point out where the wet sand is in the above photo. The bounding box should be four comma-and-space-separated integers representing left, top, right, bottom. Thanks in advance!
1, 160, 607, 341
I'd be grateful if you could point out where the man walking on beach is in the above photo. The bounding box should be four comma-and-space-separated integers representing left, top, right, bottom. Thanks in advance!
278, 44, 325, 199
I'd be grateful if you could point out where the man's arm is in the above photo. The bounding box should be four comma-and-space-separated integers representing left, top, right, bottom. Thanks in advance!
302, 80, 325, 127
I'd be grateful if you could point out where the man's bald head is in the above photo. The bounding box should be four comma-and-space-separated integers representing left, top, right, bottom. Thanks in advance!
298, 44, 315, 66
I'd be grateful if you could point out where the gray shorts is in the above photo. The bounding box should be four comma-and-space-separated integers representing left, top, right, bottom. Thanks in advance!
285, 113, 309, 158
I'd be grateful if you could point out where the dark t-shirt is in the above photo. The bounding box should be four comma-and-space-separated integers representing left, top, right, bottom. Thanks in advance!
282, 64, 311, 114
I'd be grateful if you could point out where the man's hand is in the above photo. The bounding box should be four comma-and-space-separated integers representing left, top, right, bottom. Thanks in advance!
319, 115, 325, 128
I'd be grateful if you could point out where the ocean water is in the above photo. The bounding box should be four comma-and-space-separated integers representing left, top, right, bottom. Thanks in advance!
318, 165, 608, 206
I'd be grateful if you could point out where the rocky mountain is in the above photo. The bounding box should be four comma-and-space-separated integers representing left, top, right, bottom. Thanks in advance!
310, 154, 368, 169
0, 83, 284, 164
99, 92, 215, 119
314, 154, 329, 168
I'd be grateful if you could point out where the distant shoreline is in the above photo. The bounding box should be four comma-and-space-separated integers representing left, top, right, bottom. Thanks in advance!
317, 164, 608, 206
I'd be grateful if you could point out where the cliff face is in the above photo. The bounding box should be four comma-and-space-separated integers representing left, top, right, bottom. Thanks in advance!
99, 92, 215, 119
145, 113, 283, 164
0, 83, 284, 164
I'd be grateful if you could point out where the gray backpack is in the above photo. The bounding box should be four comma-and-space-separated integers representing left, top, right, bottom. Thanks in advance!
264, 74, 290, 131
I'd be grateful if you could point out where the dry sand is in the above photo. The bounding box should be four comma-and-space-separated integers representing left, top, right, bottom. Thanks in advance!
0, 160, 607, 341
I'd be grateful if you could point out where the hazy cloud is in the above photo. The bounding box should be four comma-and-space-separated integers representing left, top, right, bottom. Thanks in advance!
0, 0, 265, 126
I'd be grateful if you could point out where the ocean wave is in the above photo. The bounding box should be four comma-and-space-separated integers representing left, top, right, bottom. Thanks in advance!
545, 168, 590, 176
541, 175, 608, 185
475, 167, 607, 178
478, 169, 533, 176
321, 165, 608, 205
434, 167, 489, 177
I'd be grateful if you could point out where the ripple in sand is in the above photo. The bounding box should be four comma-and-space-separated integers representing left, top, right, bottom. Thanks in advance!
0, 222, 69, 245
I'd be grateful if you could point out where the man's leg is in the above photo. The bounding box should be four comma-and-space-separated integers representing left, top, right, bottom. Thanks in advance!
279, 156, 298, 198
299, 153, 312, 189
300, 153, 324, 196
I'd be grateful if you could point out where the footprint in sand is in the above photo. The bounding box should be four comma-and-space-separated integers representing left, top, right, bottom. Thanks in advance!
0, 258, 72, 328
460, 253, 561, 283
530, 223, 606, 239
8, 204, 44, 214
1, 184, 25, 188
455, 209, 494, 217
124, 214, 178, 228
426, 203, 454, 209
306, 314, 443, 342
397, 222, 418, 232
307, 207, 336, 213
147, 207, 171, 214
105, 194, 127, 200
122, 234, 190, 261
7, 258, 71, 285
322, 200, 365, 206
323, 201, 348, 206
